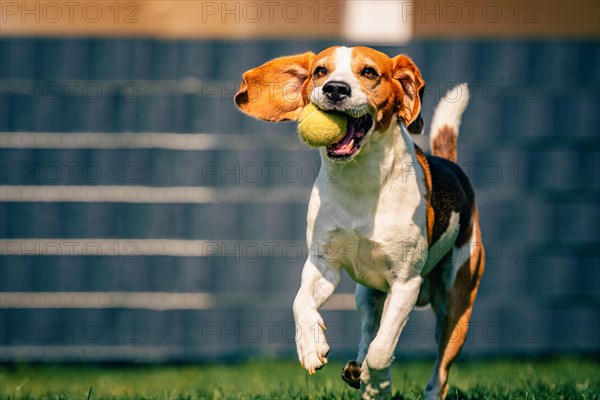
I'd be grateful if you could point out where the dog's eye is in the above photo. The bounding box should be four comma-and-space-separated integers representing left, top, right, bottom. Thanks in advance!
361, 67, 378, 79
314, 67, 327, 78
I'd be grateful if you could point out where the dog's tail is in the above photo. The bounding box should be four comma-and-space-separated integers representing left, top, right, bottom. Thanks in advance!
429, 83, 469, 163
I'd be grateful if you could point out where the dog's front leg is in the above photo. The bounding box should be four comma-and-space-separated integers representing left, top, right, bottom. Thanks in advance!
361, 277, 423, 399
293, 257, 340, 375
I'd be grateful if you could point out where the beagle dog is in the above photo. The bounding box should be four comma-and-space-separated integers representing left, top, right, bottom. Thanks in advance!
235, 46, 485, 400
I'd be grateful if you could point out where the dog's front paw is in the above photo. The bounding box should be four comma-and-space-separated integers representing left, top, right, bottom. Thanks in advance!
295, 310, 330, 375
360, 363, 392, 400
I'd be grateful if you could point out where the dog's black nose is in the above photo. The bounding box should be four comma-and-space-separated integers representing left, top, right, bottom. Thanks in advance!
323, 81, 351, 102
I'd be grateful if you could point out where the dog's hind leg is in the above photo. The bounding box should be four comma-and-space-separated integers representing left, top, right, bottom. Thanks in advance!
425, 219, 485, 400
360, 277, 423, 399
342, 284, 386, 389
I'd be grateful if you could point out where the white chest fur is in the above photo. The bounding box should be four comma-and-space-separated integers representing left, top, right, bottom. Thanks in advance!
306, 127, 429, 291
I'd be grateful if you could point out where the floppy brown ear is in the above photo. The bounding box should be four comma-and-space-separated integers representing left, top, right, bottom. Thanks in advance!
406, 85, 425, 134
392, 55, 425, 127
234, 52, 315, 122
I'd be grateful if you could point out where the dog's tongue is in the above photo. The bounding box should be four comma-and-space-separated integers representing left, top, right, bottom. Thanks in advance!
329, 119, 356, 156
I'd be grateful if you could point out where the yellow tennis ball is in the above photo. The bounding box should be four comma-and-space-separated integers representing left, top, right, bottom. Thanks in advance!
297, 104, 347, 147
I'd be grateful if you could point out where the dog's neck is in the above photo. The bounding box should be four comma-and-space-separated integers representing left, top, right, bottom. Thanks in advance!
318, 122, 417, 196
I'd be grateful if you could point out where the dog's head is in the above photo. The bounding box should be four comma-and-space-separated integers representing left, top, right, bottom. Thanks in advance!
235, 46, 425, 161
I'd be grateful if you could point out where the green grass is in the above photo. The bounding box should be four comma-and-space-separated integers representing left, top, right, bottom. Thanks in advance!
0, 358, 598, 399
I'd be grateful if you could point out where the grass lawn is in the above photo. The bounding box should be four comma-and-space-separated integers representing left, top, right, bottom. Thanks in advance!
0, 358, 598, 399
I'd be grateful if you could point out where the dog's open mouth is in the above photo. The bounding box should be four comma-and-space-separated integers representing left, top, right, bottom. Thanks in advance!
327, 114, 374, 160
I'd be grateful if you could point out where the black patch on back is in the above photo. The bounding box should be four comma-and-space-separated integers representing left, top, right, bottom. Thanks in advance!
427, 155, 475, 246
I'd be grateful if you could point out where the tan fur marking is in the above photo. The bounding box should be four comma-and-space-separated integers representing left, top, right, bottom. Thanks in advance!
413, 144, 434, 246
432, 208, 485, 398
350, 47, 397, 132
301, 46, 339, 101
432, 125, 458, 163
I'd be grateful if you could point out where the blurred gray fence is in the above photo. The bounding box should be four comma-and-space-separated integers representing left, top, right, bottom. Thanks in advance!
0, 38, 599, 361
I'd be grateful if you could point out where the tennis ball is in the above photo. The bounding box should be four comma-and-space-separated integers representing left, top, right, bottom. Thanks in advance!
297, 103, 347, 147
